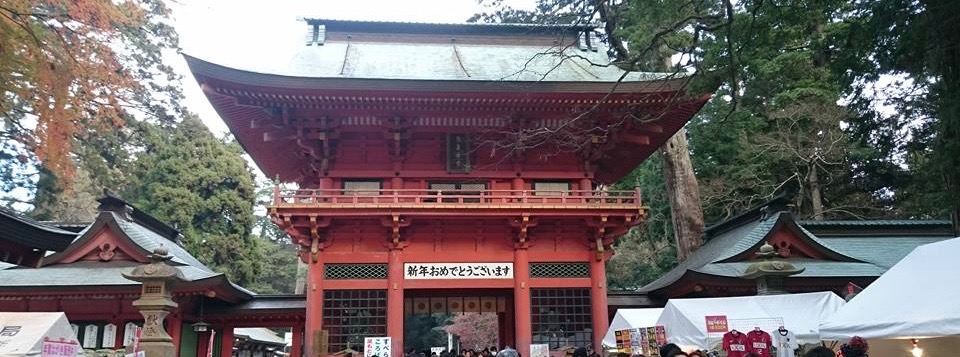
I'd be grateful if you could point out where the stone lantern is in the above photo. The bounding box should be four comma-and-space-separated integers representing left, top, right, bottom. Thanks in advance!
123, 246, 186, 357
741, 242, 804, 295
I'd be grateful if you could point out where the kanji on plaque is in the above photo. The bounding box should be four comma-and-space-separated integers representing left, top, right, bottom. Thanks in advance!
404, 263, 513, 280
363, 337, 391, 357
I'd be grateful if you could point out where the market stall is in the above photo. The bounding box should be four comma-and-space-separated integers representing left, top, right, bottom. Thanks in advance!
0, 312, 81, 356
820, 237, 960, 356
602, 308, 664, 347
656, 291, 845, 354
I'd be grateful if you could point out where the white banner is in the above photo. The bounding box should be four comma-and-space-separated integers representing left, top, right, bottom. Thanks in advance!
404, 263, 513, 280
363, 337, 391, 357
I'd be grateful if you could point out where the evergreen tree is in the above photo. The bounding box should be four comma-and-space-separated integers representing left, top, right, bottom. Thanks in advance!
123, 114, 264, 286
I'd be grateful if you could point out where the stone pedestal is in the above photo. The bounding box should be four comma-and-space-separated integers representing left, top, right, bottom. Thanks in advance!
123, 247, 186, 357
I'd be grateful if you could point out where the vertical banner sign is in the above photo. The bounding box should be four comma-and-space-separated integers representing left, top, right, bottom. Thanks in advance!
614, 329, 631, 354
133, 327, 142, 353
363, 337, 391, 357
42, 339, 80, 357
101, 324, 117, 348
655, 326, 667, 346
207, 330, 216, 357
82, 325, 99, 348
645, 327, 658, 356
629, 328, 644, 356
530, 344, 549, 357
705, 315, 729, 333
70, 324, 79, 340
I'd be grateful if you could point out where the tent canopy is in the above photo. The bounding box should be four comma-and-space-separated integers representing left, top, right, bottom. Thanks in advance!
602, 308, 664, 347
0, 312, 80, 356
820, 237, 960, 340
656, 291, 845, 349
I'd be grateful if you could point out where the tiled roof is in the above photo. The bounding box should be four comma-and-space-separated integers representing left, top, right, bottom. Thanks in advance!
234, 328, 286, 346
639, 214, 769, 292
639, 209, 953, 294
0, 261, 219, 289
108, 212, 211, 271
0, 196, 252, 300
0, 208, 77, 251
185, 19, 675, 84
817, 236, 951, 268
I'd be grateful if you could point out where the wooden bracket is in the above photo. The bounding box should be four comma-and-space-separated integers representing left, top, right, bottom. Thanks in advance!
509, 215, 539, 249
380, 214, 412, 249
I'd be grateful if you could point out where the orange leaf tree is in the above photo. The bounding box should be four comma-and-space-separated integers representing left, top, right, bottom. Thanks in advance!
0, 0, 182, 185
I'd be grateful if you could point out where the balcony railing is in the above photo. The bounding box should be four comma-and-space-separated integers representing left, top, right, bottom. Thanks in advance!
271, 188, 642, 209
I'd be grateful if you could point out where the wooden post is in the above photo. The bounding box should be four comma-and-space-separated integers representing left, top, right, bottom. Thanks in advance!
305, 261, 325, 356
388, 248, 405, 356
220, 325, 234, 357
590, 257, 608, 354
169, 313, 182, 355
513, 247, 531, 355
291, 324, 304, 357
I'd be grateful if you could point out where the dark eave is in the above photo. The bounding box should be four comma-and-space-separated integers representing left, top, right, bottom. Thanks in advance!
0, 208, 77, 252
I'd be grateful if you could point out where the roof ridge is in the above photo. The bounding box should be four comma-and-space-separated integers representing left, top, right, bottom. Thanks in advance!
705, 193, 793, 238
304, 18, 600, 30
97, 190, 182, 243
797, 219, 953, 226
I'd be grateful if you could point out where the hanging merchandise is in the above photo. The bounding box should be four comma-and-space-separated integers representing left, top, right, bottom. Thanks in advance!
772, 327, 798, 357
746, 328, 772, 357
722, 330, 749, 357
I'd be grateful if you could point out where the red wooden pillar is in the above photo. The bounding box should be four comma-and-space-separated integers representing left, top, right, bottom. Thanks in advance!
112, 319, 124, 349
513, 247, 531, 355
291, 323, 304, 357
387, 248, 404, 356
306, 260, 325, 356
221, 325, 235, 357
589, 257, 608, 354
169, 313, 182, 355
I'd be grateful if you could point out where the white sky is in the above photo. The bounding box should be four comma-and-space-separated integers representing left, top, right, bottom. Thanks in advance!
169, 0, 535, 135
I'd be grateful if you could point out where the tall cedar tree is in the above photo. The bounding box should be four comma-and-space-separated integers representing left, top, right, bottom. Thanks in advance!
0, 0, 182, 186
123, 115, 264, 287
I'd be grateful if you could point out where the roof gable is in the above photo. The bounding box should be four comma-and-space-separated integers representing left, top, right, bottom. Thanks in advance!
47, 223, 147, 264
43, 212, 211, 271
716, 213, 863, 263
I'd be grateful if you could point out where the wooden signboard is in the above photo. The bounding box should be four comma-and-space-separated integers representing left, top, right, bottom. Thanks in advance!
314, 329, 329, 357
446, 133, 471, 173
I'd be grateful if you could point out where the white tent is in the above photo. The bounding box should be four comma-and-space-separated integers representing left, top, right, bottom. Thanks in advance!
602, 308, 664, 347
820, 237, 960, 340
656, 291, 845, 349
0, 312, 81, 356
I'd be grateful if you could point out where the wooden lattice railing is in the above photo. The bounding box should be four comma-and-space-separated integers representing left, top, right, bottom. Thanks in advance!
272, 187, 642, 208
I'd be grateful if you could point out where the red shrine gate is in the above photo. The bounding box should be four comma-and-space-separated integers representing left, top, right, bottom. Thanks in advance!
188, 19, 708, 356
